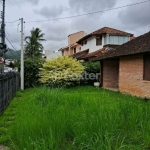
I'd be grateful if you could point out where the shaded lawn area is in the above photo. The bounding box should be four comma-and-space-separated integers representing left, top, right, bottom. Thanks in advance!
0, 86, 150, 150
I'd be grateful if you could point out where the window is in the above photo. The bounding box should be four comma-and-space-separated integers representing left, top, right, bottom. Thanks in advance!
143, 55, 150, 81
62, 51, 64, 56
74, 48, 76, 54
96, 36, 102, 46
81, 41, 87, 46
79, 47, 81, 50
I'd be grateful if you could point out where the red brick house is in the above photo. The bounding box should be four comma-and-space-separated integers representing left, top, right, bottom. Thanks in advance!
93, 31, 150, 99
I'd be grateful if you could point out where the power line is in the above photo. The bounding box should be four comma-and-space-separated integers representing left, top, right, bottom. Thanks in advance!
5, 19, 19, 24
4, 0, 150, 24
6, 48, 17, 59
4, 11, 21, 58
5, 35, 20, 57
5, 36, 17, 50
5, 37, 19, 59
24, 0, 150, 23
5, 12, 19, 25
6, 30, 20, 46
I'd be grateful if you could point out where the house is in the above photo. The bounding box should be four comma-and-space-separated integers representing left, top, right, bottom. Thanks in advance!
70, 27, 134, 61
59, 31, 85, 56
77, 27, 134, 53
45, 50, 62, 60
93, 31, 150, 99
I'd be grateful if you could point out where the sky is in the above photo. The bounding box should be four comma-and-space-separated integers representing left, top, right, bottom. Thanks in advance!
3, 0, 150, 52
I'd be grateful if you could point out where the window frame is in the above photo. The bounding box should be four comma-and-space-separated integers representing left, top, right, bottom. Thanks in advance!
96, 36, 102, 46
74, 48, 76, 54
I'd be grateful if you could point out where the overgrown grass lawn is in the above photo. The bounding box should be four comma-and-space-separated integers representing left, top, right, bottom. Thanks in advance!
1, 86, 150, 150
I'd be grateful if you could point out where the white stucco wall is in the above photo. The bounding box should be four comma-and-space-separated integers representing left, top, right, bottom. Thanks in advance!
46, 51, 62, 60
81, 36, 104, 53
81, 35, 130, 53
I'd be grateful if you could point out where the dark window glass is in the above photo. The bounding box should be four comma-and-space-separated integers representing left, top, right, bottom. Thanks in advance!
143, 55, 150, 81
74, 48, 76, 54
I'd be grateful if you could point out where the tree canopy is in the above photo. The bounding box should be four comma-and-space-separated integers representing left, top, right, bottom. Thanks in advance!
24, 28, 46, 59
39, 56, 84, 87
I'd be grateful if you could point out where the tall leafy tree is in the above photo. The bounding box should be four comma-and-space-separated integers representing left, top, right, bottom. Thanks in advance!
25, 28, 46, 59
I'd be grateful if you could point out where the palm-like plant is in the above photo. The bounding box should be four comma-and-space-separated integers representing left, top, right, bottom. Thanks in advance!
25, 28, 46, 59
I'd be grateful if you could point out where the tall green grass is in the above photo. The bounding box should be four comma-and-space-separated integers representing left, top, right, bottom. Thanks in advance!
6, 87, 150, 149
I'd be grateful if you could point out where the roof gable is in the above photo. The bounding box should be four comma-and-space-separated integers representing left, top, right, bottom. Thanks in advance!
92, 27, 133, 36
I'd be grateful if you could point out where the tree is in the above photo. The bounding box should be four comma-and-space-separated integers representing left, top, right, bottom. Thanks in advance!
24, 28, 46, 59
17, 58, 43, 88
39, 56, 84, 87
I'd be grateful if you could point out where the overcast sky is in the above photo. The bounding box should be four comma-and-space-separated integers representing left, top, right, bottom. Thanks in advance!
3, 0, 150, 52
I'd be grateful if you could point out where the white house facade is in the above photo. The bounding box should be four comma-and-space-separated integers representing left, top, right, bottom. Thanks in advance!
81, 36, 104, 53
45, 50, 62, 60
77, 27, 133, 53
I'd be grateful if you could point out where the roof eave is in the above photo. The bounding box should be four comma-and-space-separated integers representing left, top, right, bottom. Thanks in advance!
92, 51, 150, 61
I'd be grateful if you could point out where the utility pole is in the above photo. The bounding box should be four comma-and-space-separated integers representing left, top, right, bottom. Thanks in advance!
1, 0, 5, 45
0, 0, 6, 73
20, 18, 24, 90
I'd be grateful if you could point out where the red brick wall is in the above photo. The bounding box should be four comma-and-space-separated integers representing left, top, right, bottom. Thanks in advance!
119, 54, 150, 98
102, 59, 119, 88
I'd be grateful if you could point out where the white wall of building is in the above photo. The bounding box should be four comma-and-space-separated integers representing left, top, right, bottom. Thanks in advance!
81, 35, 130, 53
81, 36, 104, 53
45, 50, 62, 60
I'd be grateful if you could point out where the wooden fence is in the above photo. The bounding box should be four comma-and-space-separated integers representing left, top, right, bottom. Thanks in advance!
0, 72, 20, 115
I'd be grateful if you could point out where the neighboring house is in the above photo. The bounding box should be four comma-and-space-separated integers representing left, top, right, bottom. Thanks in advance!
70, 27, 135, 61
59, 31, 85, 56
77, 27, 134, 53
5, 59, 14, 65
93, 31, 150, 99
45, 50, 62, 60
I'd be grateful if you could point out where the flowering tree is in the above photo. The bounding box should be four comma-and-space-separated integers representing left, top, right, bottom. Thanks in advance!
39, 56, 84, 87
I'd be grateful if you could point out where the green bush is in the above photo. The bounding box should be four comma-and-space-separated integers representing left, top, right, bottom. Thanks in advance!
24, 59, 43, 88
81, 61, 100, 85
39, 56, 84, 87
83, 61, 100, 73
